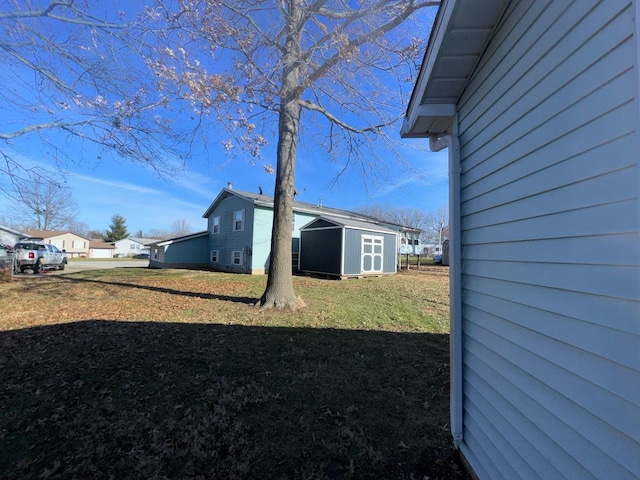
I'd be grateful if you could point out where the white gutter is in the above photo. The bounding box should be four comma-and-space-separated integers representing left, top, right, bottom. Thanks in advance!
429, 120, 463, 447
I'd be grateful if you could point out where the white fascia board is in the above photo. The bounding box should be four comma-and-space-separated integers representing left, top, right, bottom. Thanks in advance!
402, 0, 457, 137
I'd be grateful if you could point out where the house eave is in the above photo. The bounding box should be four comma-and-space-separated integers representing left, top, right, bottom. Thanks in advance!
401, 0, 509, 138
152, 231, 209, 247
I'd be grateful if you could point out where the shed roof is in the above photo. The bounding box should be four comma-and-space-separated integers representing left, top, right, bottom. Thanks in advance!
301, 216, 398, 235
401, 0, 509, 138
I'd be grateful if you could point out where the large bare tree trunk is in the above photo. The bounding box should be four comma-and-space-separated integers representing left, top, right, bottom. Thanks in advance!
259, 0, 302, 309
259, 98, 300, 308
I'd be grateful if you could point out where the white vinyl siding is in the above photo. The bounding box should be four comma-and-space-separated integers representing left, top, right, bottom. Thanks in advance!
455, 1, 640, 479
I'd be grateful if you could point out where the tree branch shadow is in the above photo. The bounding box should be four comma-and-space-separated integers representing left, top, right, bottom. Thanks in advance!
52, 275, 259, 304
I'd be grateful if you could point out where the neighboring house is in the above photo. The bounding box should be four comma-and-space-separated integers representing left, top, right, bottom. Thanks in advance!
204, 188, 418, 275
397, 228, 422, 255
402, 1, 639, 479
421, 243, 443, 257
150, 187, 417, 274
149, 231, 209, 268
0, 225, 27, 247
88, 241, 115, 259
113, 237, 157, 257
299, 216, 398, 277
25, 230, 90, 258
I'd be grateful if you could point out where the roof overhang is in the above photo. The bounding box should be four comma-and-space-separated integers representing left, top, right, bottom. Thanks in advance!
401, 0, 509, 138
300, 215, 398, 235
152, 231, 209, 247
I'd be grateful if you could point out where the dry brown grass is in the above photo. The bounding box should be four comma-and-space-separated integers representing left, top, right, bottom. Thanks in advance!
0, 267, 469, 479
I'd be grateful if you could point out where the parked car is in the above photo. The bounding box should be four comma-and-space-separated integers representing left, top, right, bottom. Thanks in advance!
132, 253, 150, 259
432, 254, 443, 265
13, 241, 67, 273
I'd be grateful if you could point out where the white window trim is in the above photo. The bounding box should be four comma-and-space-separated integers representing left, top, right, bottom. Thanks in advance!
210, 250, 219, 262
233, 209, 245, 232
231, 250, 243, 265
212, 216, 220, 234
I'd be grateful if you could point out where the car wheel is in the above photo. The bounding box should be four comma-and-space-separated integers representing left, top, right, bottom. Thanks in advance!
33, 259, 43, 274
58, 262, 65, 270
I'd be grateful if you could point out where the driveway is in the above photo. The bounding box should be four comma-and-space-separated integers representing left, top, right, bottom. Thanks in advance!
17, 259, 149, 276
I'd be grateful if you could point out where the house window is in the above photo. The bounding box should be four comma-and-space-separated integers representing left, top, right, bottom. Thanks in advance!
212, 216, 220, 234
211, 250, 219, 262
72, 240, 85, 248
232, 250, 243, 265
292, 212, 296, 229
362, 235, 384, 273
233, 210, 245, 231
130, 244, 136, 249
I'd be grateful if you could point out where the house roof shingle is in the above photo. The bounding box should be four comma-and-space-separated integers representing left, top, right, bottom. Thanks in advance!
25, 230, 90, 240
202, 188, 421, 233
89, 241, 115, 250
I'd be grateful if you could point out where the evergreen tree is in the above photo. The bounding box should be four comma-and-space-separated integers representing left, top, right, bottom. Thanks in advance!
104, 214, 129, 242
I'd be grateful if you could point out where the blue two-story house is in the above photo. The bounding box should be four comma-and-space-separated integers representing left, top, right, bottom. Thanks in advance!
149, 186, 421, 275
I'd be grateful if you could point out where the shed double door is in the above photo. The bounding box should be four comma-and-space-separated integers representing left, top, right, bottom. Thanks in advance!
361, 235, 383, 273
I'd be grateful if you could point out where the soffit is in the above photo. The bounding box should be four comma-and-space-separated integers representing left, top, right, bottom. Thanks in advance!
401, 0, 509, 138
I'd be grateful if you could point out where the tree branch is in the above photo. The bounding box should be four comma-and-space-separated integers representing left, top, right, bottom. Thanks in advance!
299, 98, 399, 133
0, 120, 105, 140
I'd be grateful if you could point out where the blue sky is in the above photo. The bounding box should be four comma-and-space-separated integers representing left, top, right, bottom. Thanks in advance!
0, 1, 447, 236
0, 134, 448, 235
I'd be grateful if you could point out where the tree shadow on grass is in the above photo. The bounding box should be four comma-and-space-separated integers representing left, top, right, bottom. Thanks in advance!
53, 275, 259, 304
0, 321, 470, 480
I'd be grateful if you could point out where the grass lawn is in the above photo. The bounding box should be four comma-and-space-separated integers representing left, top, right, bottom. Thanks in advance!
0, 266, 468, 479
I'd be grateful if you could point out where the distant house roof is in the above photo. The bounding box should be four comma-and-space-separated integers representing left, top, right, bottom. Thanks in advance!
149, 231, 209, 247
0, 225, 28, 237
124, 237, 160, 246
25, 230, 90, 240
202, 188, 421, 233
89, 241, 115, 250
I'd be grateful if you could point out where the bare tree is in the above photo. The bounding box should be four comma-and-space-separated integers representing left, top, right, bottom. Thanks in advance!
13, 172, 79, 231
145, 228, 170, 240
171, 219, 191, 237
0, 0, 204, 202
0, 0, 438, 308
356, 204, 429, 229
148, 0, 439, 308
67, 220, 90, 237
425, 204, 448, 246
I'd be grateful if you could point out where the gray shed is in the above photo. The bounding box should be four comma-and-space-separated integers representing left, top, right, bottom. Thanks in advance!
299, 216, 398, 277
